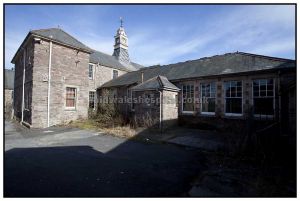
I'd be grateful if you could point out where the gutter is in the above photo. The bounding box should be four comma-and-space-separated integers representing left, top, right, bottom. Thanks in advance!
47, 40, 53, 127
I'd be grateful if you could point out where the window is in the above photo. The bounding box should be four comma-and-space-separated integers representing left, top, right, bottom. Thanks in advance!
113, 70, 118, 79
66, 87, 76, 108
88, 64, 93, 79
253, 79, 274, 116
224, 81, 242, 115
89, 91, 95, 109
182, 84, 194, 112
200, 82, 216, 114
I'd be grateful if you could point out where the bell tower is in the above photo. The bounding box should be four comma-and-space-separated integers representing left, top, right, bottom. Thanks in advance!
113, 17, 130, 65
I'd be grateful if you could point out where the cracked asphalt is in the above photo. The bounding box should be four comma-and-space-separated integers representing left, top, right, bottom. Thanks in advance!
4, 121, 205, 197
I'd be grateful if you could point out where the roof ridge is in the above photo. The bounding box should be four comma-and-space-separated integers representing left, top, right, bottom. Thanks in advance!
236, 51, 295, 61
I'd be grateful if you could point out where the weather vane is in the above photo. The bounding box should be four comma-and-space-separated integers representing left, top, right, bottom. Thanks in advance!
120, 17, 123, 27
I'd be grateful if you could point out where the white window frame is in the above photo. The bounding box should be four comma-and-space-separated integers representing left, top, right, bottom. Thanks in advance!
200, 82, 216, 116
89, 90, 96, 110
181, 83, 195, 114
224, 80, 243, 117
88, 64, 94, 80
65, 86, 78, 110
252, 78, 275, 118
112, 69, 118, 79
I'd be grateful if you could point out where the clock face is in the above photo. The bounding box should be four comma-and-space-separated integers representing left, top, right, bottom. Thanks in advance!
121, 38, 127, 44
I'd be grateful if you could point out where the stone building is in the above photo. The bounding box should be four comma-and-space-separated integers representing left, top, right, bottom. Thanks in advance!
100, 52, 296, 131
12, 22, 296, 131
5, 68, 15, 119
12, 24, 141, 128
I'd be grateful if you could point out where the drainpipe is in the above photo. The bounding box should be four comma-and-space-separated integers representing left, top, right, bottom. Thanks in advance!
158, 90, 162, 133
47, 40, 53, 127
21, 48, 26, 124
141, 72, 144, 83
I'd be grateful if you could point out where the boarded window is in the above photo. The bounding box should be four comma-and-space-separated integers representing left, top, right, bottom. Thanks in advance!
66, 87, 76, 108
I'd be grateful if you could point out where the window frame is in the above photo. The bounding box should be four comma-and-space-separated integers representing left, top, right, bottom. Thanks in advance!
65, 86, 77, 110
224, 80, 243, 117
112, 69, 118, 79
181, 83, 195, 114
200, 82, 216, 116
89, 91, 96, 109
252, 78, 275, 118
88, 64, 94, 80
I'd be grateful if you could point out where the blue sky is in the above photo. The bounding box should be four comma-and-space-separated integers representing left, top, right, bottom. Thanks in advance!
5, 4, 295, 68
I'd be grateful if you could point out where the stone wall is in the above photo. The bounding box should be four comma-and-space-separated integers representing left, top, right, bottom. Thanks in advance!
88, 64, 127, 91
162, 90, 179, 128
175, 72, 279, 118
13, 37, 34, 124
5, 89, 13, 119
31, 39, 90, 128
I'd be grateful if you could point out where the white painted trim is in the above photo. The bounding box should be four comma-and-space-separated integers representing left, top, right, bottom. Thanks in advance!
181, 83, 195, 114
47, 41, 52, 127
21, 48, 26, 124
252, 78, 275, 116
88, 63, 94, 80
225, 113, 243, 117
182, 111, 194, 114
112, 69, 119, 79
88, 90, 96, 110
223, 80, 243, 116
65, 85, 78, 110
201, 112, 215, 116
199, 82, 216, 115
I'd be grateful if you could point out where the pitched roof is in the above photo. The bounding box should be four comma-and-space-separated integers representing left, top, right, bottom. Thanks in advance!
12, 28, 143, 72
132, 75, 180, 91
101, 52, 295, 88
30, 28, 93, 52
90, 50, 142, 71
5, 69, 14, 90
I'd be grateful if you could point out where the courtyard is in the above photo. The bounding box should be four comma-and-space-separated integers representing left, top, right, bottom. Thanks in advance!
4, 120, 296, 197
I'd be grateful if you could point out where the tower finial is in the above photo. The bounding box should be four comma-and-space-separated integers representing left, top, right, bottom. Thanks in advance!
120, 17, 123, 27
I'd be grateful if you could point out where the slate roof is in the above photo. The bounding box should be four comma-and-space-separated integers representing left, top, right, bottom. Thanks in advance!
30, 28, 93, 52
101, 52, 295, 88
12, 28, 143, 71
5, 69, 14, 90
90, 50, 142, 71
132, 75, 180, 91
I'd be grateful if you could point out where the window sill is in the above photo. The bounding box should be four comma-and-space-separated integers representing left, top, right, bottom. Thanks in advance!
254, 114, 275, 120
182, 111, 194, 115
200, 112, 215, 116
65, 107, 76, 111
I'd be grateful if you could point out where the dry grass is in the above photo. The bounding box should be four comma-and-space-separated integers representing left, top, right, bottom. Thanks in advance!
67, 119, 137, 139
101, 126, 137, 138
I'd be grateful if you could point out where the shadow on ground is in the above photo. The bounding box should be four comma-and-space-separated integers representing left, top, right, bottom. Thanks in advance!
5, 142, 205, 197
